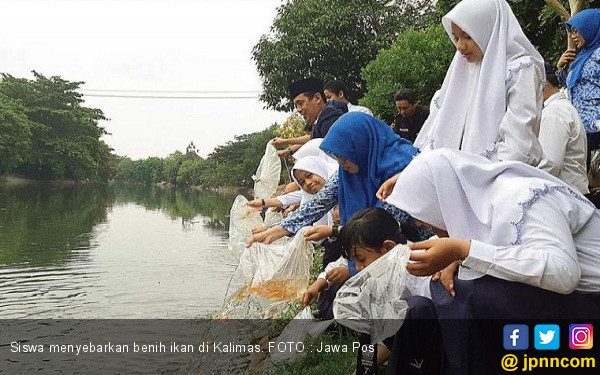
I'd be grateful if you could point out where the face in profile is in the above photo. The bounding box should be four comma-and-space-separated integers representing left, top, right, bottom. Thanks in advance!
323, 89, 341, 101
336, 157, 359, 174
450, 22, 484, 63
351, 245, 382, 271
569, 26, 586, 50
293, 169, 326, 195
293, 93, 322, 124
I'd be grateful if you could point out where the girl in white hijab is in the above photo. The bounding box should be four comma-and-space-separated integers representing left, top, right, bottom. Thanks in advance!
415, 0, 546, 166
386, 149, 600, 374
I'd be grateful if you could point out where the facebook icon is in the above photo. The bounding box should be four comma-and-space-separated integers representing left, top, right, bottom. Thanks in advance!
504, 324, 529, 350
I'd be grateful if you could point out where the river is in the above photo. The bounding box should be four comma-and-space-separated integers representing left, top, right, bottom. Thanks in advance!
0, 182, 240, 319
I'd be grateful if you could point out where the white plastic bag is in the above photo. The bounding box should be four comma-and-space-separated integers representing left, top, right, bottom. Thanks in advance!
333, 245, 412, 344
222, 228, 314, 318
253, 143, 281, 199
227, 195, 263, 257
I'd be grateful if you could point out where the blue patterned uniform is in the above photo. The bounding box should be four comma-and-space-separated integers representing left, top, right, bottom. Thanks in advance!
557, 48, 600, 133
280, 172, 433, 240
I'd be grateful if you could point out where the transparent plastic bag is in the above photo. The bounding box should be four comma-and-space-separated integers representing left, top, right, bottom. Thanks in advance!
588, 149, 600, 189
264, 209, 283, 227
222, 228, 314, 318
333, 245, 412, 344
268, 307, 333, 365
253, 143, 281, 199
227, 195, 263, 258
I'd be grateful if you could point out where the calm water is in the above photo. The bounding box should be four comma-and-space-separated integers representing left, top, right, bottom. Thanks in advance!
0, 182, 240, 319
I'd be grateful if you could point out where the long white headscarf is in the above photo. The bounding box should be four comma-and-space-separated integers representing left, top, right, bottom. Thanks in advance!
291, 155, 338, 226
414, 0, 544, 156
386, 149, 595, 246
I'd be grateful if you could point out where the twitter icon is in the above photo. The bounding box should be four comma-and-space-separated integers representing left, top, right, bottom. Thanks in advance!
535, 324, 560, 350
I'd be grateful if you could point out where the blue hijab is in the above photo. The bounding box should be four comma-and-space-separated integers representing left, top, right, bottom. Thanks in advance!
566, 9, 600, 89
320, 112, 418, 224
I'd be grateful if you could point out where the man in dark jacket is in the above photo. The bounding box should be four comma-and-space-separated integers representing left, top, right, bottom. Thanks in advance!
390, 89, 429, 143
272, 78, 345, 156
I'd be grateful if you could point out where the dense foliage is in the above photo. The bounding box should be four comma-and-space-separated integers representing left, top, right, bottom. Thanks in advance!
0, 72, 115, 181
360, 25, 455, 122
252, 0, 437, 111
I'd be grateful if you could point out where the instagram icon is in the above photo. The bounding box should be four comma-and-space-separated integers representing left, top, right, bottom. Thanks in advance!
569, 324, 593, 349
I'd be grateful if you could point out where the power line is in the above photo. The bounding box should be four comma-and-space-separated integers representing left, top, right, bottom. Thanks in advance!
81, 93, 261, 99
79, 89, 262, 94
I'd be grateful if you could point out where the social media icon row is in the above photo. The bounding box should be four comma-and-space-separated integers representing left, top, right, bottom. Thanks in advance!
503, 324, 593, 350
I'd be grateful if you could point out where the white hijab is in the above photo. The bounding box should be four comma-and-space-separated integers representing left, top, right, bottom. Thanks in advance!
291, 155, 338, 226
414, 0, 544, 156
293, 138, 327, 160
386, 149, 595, 247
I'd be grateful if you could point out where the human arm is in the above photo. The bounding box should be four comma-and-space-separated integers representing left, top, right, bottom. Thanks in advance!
271, 135, 311, 147
537, 112, 570, 176
316, 256, 349, 285
274, 190, 302, 207
408, 197, 581, 294
497, 58, 544, 166
278, 173, 339, 234
301, 279, 328, 307
247, 198, 284, 210
556, 48, 576, 72
246, 225, 291, 247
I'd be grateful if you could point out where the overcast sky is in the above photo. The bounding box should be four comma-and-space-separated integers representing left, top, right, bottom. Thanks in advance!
0, 0, 288, 159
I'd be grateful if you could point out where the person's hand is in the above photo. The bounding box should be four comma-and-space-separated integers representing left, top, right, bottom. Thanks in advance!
557, 48, 577, 70
326, 267, 350, 284
277, 148, 291, 158
304, 225, 333, 241
282, 204, 299, 217
246, 225, 291, 247
251, 224, 268, 234
280, 182, 300, 195
432, 261, 460, 297
406, 238, 470, 276
271, 137, 288, 147
376, 173, 401, 202
246, 199, 263, 210
301, 279, 327, 308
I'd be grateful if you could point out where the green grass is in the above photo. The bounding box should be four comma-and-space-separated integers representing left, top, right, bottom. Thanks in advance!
270, 329, 358, 375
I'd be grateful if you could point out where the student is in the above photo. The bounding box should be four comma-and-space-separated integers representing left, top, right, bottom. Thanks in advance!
323, 79, 373, 115
386, 149, 600, 374
556, 9, 600, 170
414, 0, 545, 166
272, 77, 346, 157
390, 89, 429, 143
538, 62, 588, 194
246, 112, 427, 247
247, 155, 336, 224
301, 208, 439, 374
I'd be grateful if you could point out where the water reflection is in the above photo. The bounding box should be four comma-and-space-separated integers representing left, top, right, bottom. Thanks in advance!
0, 181, 242, 318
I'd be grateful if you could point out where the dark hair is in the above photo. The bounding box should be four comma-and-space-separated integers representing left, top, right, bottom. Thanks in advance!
545, 74, 561, 88
339, 207, 408, 259
394, 89, 417, 104
323, 79, 349, 98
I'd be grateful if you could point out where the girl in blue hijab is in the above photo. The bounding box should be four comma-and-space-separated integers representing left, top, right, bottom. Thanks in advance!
557, 9, 600, 134
319, 112, 418, 223
246, 112, 424, 247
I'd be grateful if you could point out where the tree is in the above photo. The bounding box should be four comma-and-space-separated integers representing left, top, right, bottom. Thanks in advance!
0, 71, 113, 181
360, 25, 455, 123
252, 0, 436, 111
436, 0, 600, 65
0, 96, 34, 174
